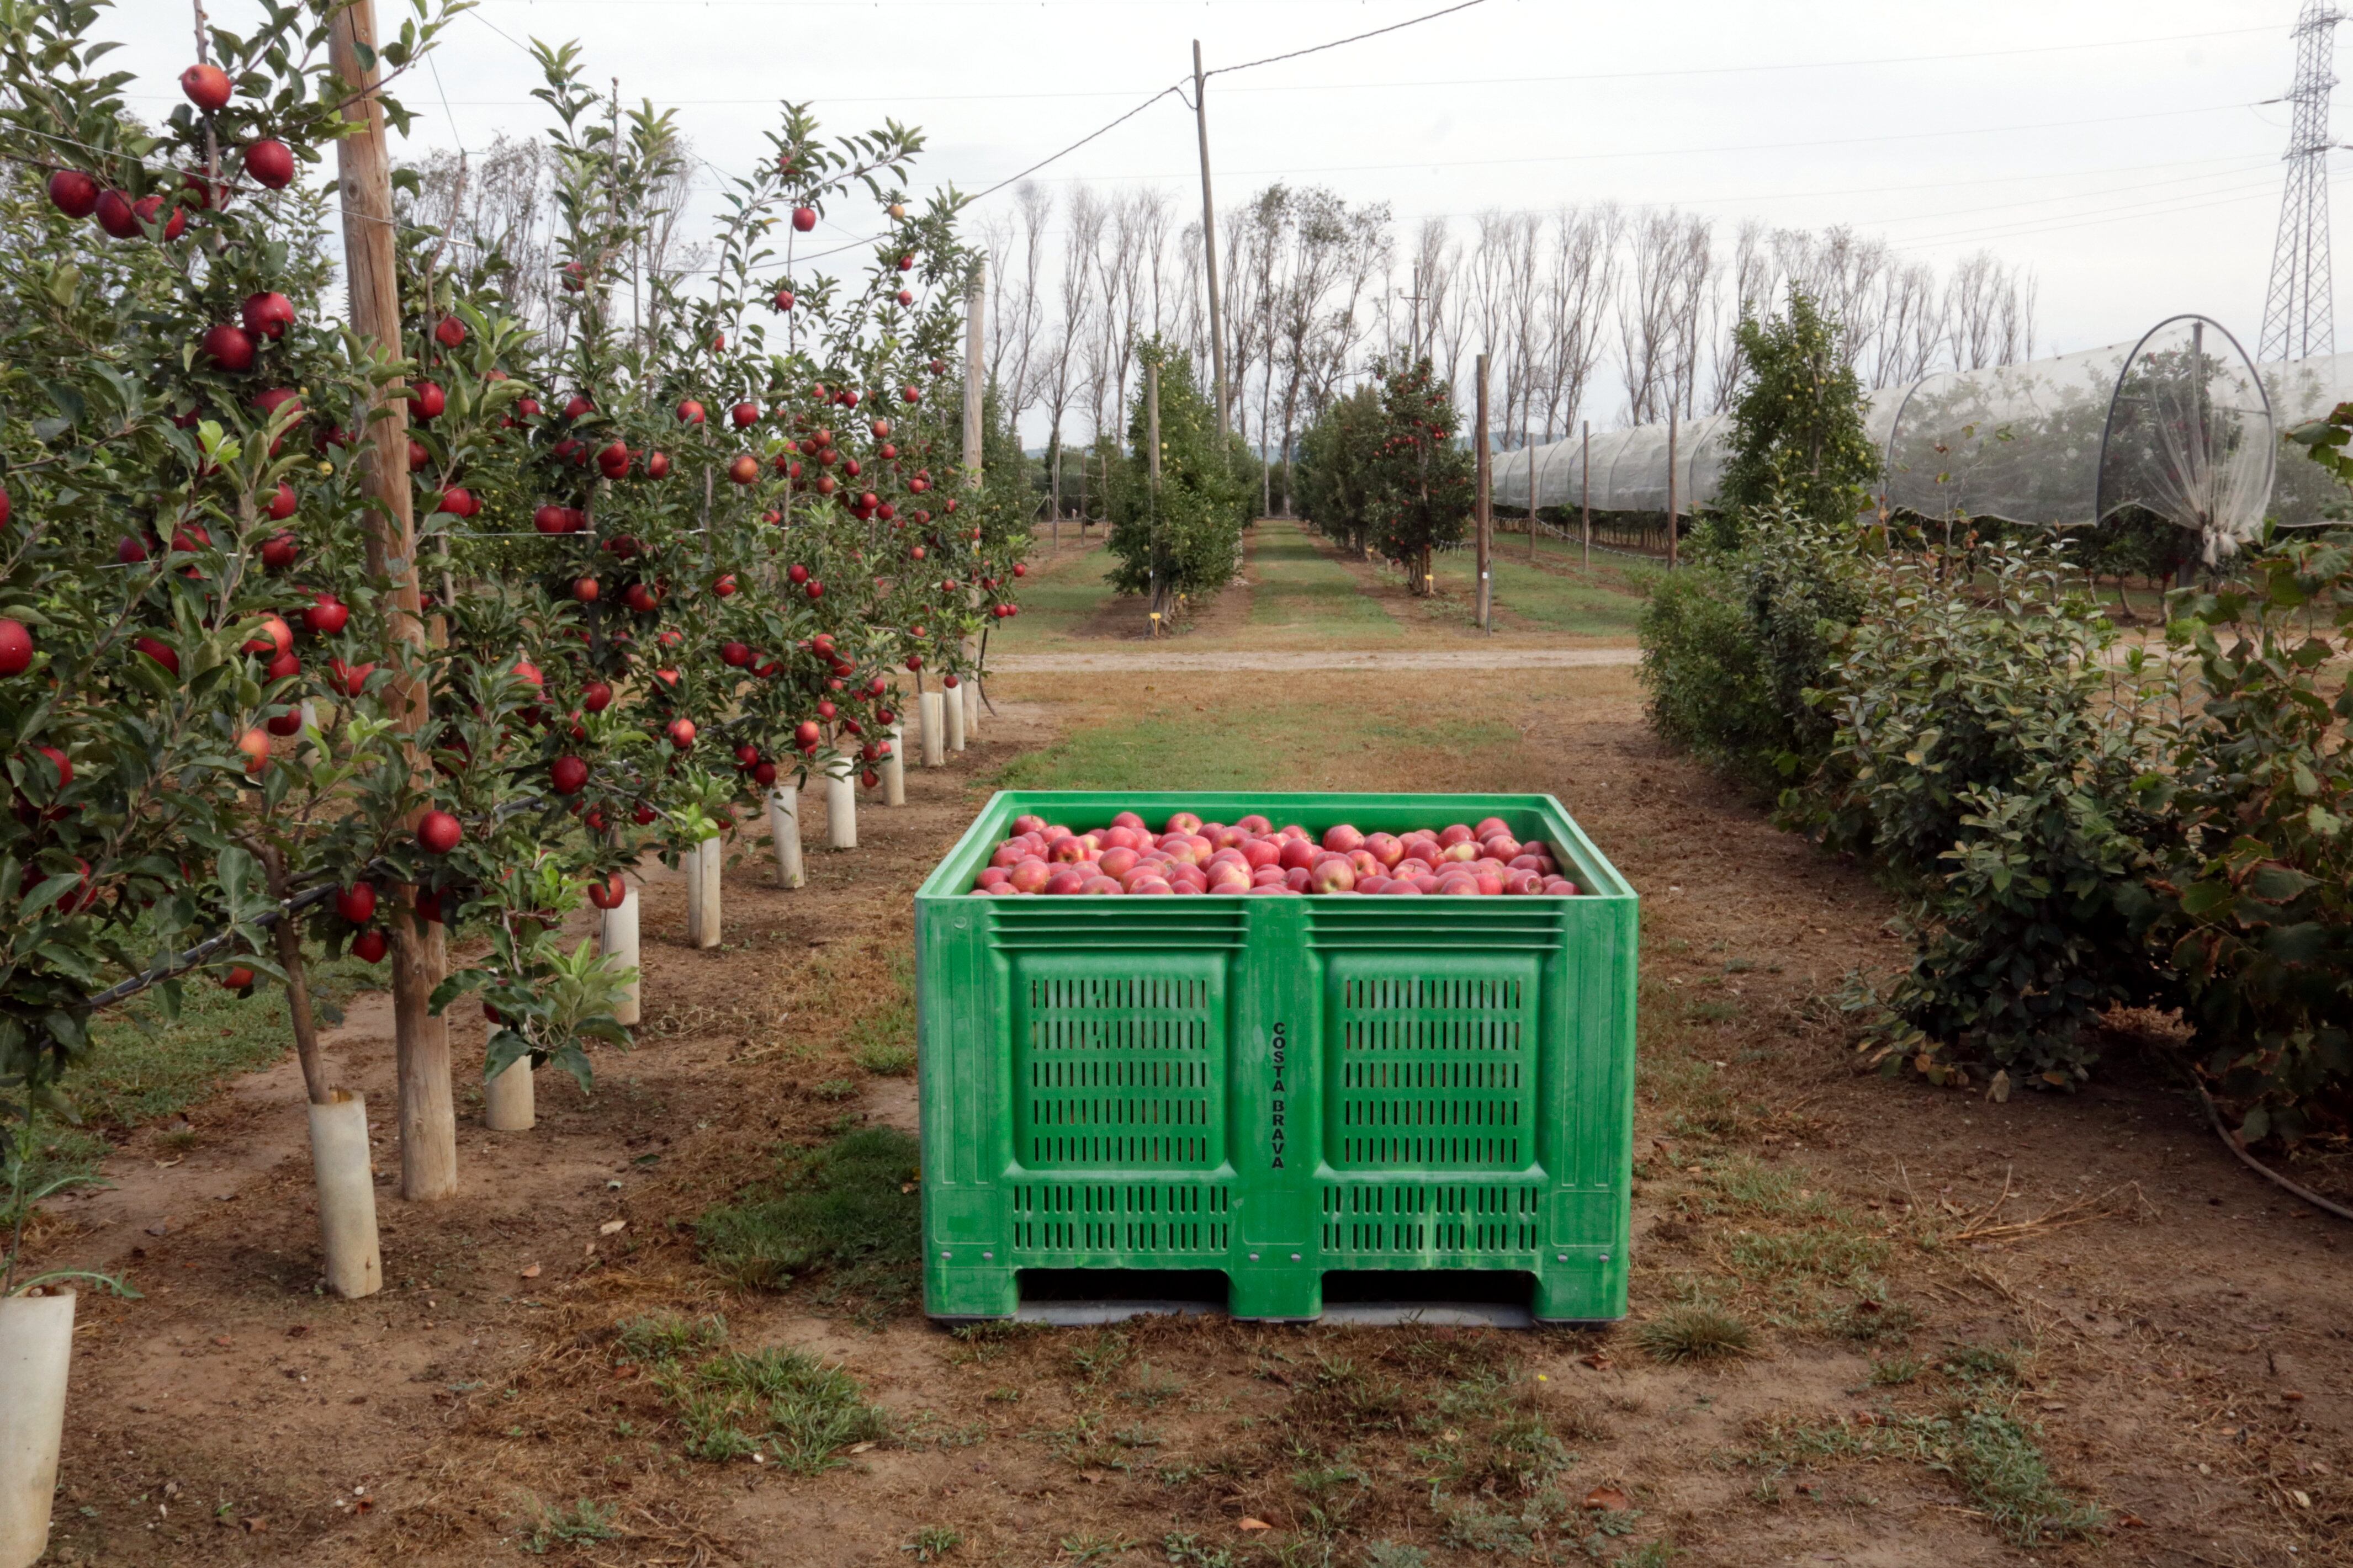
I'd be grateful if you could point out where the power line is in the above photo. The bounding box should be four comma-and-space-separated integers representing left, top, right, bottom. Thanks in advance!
1199, 0, 1486, 79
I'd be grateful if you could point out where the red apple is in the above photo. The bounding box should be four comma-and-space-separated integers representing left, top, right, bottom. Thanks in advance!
665, 717, 696, 748
582, 681, 613, 713
0, 619, 31, 677
133, 635, 179, 674
242, 613, 294, 658
409, 381, 446, 419
93, 188, 136, 238
47, 168, 98, 217
336, 884, 378, 924
221, 965, 256, 991
245, 139, 294, 189
773, 289, 795, 311
181, 62, 232, 111
351, 928, 388, 963
304, 593, 349, 635
241, 291, 295, 340
573, 576, 600, 603
587, 872, 627, 910
202, 322, 255, 371
728, 454, 759, 485
417, 810, 462, 854
550, 756, 588, 794
433, 315, 466, 349
730, 401, 757, 427
792, 205, 817, 232
265, 651, 298, 682
713, 573, 738, 597
646, 450, 670, 479
676, 398, 705, 424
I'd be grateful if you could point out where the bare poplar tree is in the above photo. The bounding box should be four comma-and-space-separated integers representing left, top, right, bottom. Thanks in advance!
979, 183, 1050, 431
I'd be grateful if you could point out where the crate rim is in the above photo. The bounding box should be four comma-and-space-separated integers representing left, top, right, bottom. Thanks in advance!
916, 789, 1636, 906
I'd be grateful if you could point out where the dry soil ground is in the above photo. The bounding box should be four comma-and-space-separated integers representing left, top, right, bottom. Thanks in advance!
17, 612, 2352, 1568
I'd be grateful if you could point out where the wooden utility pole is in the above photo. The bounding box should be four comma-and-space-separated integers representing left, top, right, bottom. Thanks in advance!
1146, 359, 1163, 633
962, 259, 985, 487
1527, 413, 1539, 561
1474, 352, 1492, 633
1666, 406, 1679, 570
330, 0, 454, 1202
1581, 421, 1591, 572
1191, 41, 1228, 439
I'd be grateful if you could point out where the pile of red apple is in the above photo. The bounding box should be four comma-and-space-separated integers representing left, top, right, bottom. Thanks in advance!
971, 811, 1580, 897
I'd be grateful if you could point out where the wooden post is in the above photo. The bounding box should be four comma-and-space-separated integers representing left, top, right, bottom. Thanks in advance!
1147, 359, 1162, 631
1474, 352, 1492, 633
1581, 421, 1592, 571
1527, 413, 1539, 561
963, 259, 985, 490
331, 0, 452, 1203
1193, 40, 1228, 439
1666, 406, 1679, 571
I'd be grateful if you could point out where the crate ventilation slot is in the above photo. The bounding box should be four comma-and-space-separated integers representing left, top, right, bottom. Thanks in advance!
1012, 1182, 1232, 1254
1319, 1183, 1541, 1255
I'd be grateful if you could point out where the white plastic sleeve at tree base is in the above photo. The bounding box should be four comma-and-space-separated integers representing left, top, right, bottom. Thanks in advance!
883, 723, 906, 806
946, 685, 967, 752
767, 784, 805, 887
685, 835, 721, 949
0, 1290, 73, 1568
307, 1091, 383, 1300
601, 889, 640, 1027
482, 1028, 535, 1132
824, 764, 857, 849
920, 691, 946, 768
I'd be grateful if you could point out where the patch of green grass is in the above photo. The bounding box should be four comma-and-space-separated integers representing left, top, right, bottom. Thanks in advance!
812, 1077, 858, 1101
1735, 1401, 2101, 1549
994, 710, 1294, 794
521, 1496, 620, 1554
1868, 1355, 1923, 1386
1723, 1230, 1889, 1286
847, 952, 916, 1076
1634, 1304, 1754, 1365
1689, 1157, 1843, 1224
902, 1525, 963, 1560
989, 540, 1116, 644
1834, 1299, 1918, 1343
1917, 1407, 2105, 1546
1425, 545, 1647, 636
616, 1311, 730, 1365
10, 945, 381, 1221
1937, 1344, 2025, 1389
696, 1128, 921, 1304
1361, 1545, 1432, 1568
661, 1343, 890, 1473
1249, 523, 1403, 638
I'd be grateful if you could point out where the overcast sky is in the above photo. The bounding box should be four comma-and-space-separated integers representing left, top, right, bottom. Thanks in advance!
116, 0, 2328, 368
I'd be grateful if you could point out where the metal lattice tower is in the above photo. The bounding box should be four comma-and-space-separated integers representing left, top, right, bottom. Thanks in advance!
2262, 1, 2344, 364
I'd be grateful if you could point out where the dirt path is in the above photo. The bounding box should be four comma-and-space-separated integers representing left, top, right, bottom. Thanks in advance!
989, 646, 1640, 673
21, 669, 2350, 1568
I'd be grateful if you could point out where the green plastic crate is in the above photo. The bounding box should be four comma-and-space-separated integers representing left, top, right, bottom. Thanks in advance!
915, 791, 1638, 1322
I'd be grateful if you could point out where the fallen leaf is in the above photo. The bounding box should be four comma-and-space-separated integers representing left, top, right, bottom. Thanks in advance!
1584, 1486, 1630, 1511
2284, 1390, 2306, 1402
598, 1219, 627, 1236
519, 1263, 541, 1279
1077, 1468, 1114, 1484
353, 1498, 373, 1515
241, 1517, 267, 1534
1238, 1518, 1272, 1532
285, 1324, 311, 1339
2116, 1512, 2148, 1528
211, 1336, 232, 1347
2293, 1490, 2313, 1509
900, 1182, 918, 1194
144, 1221, 172, 1237
847, 1441, 876, 1455
1578, 1352, 1613, 1370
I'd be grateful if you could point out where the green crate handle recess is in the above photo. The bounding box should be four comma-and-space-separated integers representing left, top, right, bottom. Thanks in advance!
916, 791, 1639, 1322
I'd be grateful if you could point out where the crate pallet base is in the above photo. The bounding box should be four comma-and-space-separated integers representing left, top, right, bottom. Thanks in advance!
928, 1262, 1620, 1326
918, 792, 1640, 1327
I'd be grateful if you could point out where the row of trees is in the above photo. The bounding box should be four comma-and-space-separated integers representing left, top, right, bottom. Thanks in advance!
975, 184, 2041, 517
1293, 359, 1475, 593
1641, 293, 2353, 1147
0, 0, 1023, 1224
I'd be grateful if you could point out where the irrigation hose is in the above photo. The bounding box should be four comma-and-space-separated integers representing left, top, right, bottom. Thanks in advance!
2170, 1056, 2353, 1223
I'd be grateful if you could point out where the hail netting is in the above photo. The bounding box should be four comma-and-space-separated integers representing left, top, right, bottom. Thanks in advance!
1496, 314, 2282, 560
